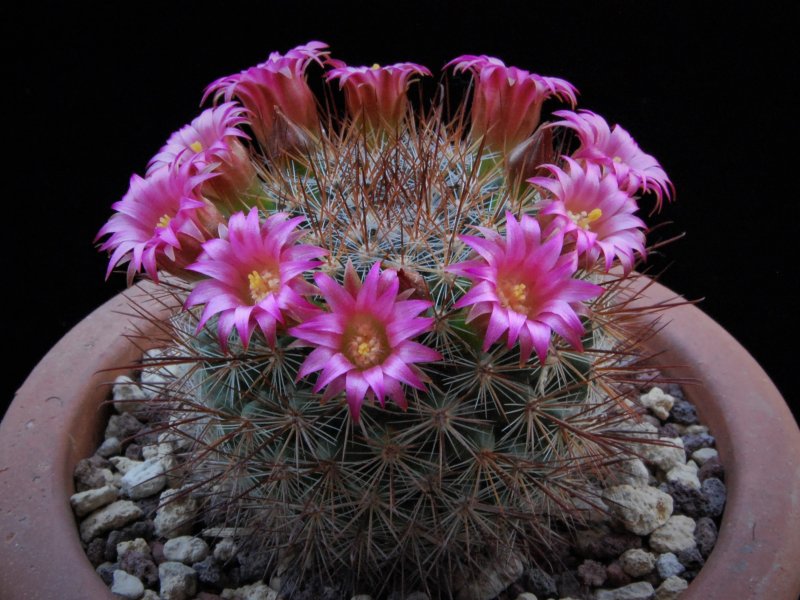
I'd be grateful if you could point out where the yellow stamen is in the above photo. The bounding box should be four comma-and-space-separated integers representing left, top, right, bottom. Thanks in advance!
371, 63, 381, 70
248, 269, 280, 303
189, 141, 203, 153
498, 279, 532, 316
567, 208, 603, 230
157, 214, 171, 229
613, 156, 622, 163
344, 318, 389, 369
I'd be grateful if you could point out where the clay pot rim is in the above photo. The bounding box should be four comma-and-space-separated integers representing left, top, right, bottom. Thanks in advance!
1, 276, 799, 599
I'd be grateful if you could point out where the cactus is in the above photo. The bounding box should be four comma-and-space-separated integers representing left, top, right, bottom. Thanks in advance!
99, 42, 678, 598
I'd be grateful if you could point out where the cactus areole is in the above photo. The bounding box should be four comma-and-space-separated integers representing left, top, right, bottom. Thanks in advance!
3, 41, 797, 599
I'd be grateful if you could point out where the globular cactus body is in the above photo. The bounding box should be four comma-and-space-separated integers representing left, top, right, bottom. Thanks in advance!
100, 42, 675, 598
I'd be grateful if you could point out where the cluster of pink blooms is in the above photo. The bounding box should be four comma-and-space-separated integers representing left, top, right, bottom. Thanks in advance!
97, 42, 673, 421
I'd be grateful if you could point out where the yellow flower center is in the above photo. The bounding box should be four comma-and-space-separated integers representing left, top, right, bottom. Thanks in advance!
613, 155, 623, 163
371, 63, 381, 70
157, 214, 172, 229
189, 141, 204, 153
567, 208, 603, 230
343, 316, 390, 369
497, 279, 532, 316
248, 269, 280, 303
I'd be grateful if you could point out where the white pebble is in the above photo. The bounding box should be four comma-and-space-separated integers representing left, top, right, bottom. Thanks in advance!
163, 536, 209, 564
639, 387, 674, 420
111, 569, 144, 599
691, 447, 718, 465
70, 485, 118, 517
159, 561, 198, 600
121, 458, 166, 499
602, 484, 674, 535
650, 515, 697, 553
79, 500, 143, 542
666, 460, 701, 491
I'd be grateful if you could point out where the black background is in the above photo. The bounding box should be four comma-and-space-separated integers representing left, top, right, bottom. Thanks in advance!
3, 2, 796, 423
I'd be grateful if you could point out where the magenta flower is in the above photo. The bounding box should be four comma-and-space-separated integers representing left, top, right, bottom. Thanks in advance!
96, 162, 220, 285
289, 262, 441, 422
204, 41, 329, 154
552, 109, 674, 209
447, 54, 577, 154
185, 208, 326, 349
146, 102, 257, 212
448, 213, 602, 363
529, 158, 647, 273
326, 61, 431, 131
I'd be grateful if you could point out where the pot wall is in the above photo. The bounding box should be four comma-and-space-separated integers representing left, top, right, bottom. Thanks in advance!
1, 278, 798, 599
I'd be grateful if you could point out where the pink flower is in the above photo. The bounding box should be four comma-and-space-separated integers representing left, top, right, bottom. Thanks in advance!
447, 213, 602, 363
447, 54, 577, 153
326, 61, 431, 131
530, 158, 647, 273
146, 102, 258, 212
185, 208, 326, 349
204, 41, 329, 154
96, 162, 220, 285
289, 262, 441, 422
552, 109, 674, 209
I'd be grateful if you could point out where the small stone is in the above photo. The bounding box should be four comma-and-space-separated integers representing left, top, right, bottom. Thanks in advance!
214, 537, 238, 563
220, 582, 278, 599
606, 458, 650, 488
681, 432, 715, 455
645, 438, 687, 473
110, 456, 143, 475
690, 447, 718, 466
600, 531, 643, 559
694, 517, 718, 558
655, 575, 688, 600
701, 477, 726, 517
70, 485, 119, 517
619, 548, 656, 577
80, 500, 143, 542
117, 538, 151, 561
594, 581, 655, 600
605, 561, 633, 587
112, 569, 145, 599
456, 550, 524, 600
676, 546, 704, 571
666, 461, 701, 491
670, 399, 698, 425
96, 562, 118, 585
112, 375, 149, 414
640, 387, 674, 420
193, 555, 227, 588
405, 594, 429, 600
684, 424, 708, 435
105, 412, 144, 441
697, 455, 724, 482
650, 515, 697, 553
656, 553, 685, 579
524, 567, 558, 599
142, 442, 175, 460
121, 458, 167, 499
154, 487, 198, 538
164, 535, 210, 564
120, 551, 159, 588
577, 559, 606, 587
159, 561, 198, 600
97, 436, 123, 458
603, 484, 674, 535
664, 481, 705, 518
125, 444, 143, 461
351, 596, 374, 600
86, 537, 106, 566
74, 457, 116, 492
515, 594, 538, 600
141, 592, 160, 600
658, 423, 681, 439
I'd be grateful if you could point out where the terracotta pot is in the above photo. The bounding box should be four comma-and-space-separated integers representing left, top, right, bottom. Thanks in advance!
1, 278, 799, 599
